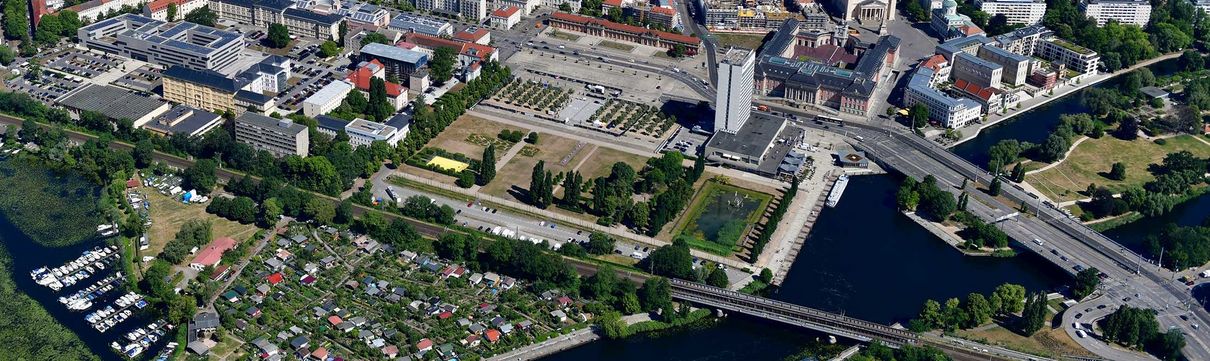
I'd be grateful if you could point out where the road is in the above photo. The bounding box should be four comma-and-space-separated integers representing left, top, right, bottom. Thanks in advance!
763, 106, 1210, 361
674, 0, 717, 86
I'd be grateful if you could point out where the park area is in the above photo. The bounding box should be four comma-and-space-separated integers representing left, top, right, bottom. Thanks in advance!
670, 180, 772, 256
1024, 135, 1210, 202
714, 32, 768, 50
425, 115, 525, 159
142, 185, 258, 265
481, 134, 593, 202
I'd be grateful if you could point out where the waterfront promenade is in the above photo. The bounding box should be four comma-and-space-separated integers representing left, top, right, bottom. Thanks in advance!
945, 52, 1182, 147
486, 328, 600, 361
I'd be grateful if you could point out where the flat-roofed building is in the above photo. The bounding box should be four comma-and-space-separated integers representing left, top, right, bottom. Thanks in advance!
57, 84, 172, 127
952, 52, 1003, 88
387, 13, 455, 36
905, 67, 981, 128
715, 48, 755, 134
315, 115, 410, 146
704, 116, 788, 172
1036, 38, 1099, 74
975, 0, 1045, 25
977, 44, 1030, 86
991, 24, 1050, 55
303, 80, 354, 117
78, 14, 245, 72
1079, 0, 1150, 26
234, 113, 309, 157
359, 42, 429, 79
142, 105, 225, 137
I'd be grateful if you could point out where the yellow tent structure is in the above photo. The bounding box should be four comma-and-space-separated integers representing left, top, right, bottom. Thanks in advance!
427, 156, 470, 172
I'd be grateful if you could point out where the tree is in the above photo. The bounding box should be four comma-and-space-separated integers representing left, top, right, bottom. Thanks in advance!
303, 197, 335, 224
620, 291, 642, 314
1116, 117, 1140, 140
184, 6, 218, 26
706, 268, 729, 287
584, 232, 615, 255
759, 268, 773, 284
909, 103, 929, 128
478, 145, 495, 185
1019, 292, 1047, 335
430, 47, 458, 84
456, 169, 475, 188
989, 176, 1003, 196
360, 32, 390, 46
525, 132, 539, 144
133, 138, 154, 168
1180, 49, 1204, 72
918, 299, 944, 330
1108, 162, 1127, 180
267, 23, 290, 48
561, 171, 582, 211
167, 2, 178, 21
529, 160, 548, 207
993, 283, 1026, 314
640, 238, 694, 279
1072, 267, 1101, 300
319, 40, 340, 58
598, 311, 627, 339
639, 277, 672, 313
1010, 162, 1025, 182
0, 45, 13, 66
182, 159, 217, 195
259, 197, 282, 227
1151, 329, 1186, 361
559, 2, 572, 11
966, 293, 992, 327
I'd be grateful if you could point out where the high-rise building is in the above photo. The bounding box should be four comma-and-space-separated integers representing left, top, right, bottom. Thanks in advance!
975, 0, 1046, 25
715, 48, 755, 134
1079, 0, 1150, 27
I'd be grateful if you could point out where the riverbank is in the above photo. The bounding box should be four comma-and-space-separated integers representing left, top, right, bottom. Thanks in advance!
901, 211, 1003, 256
945, 52, 1182, 148
486, 327, 600, 361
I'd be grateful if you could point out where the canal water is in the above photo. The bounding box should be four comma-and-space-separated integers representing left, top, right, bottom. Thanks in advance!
950, 58, 1183, 168
542, 175, 1068, 360
0, 160, 157, 361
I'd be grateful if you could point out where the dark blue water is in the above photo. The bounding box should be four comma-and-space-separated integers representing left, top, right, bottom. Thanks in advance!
542, 175, 1068, 361
950, 58, 1183, 168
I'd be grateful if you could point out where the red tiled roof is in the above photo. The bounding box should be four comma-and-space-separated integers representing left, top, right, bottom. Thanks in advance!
921, 54, 948, 71
485, 329, 501, 342
491, 6, 519, 17
266, 272, 284, 285
959, 25, 984, 36
602, 0, 622, 7
953, 79, 997, 102
438, 311, 453, 319
416, 338, 434, 350
650, 6, 676, 15
454, 28, 490, 42
126, 178, 140, 188
311, 347, 329, 359
549, 12, 698, 45
147, 0, 188, 12
328, 315, 343, 326
404, 33, 497, 61
346, 64, 405, 97
191, 237, 236, 267
210, 265, 230, 280
794, 44, 857, 65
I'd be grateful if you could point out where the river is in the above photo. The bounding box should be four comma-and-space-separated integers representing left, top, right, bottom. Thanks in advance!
0, 159, 159, 361
541, 175, 1068, 360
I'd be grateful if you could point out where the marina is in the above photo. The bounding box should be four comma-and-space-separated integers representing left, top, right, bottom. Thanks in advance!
111, 319, 173, 358
58, 272, 124, 311
85, 292, 146, 333
30, 245, 119, 292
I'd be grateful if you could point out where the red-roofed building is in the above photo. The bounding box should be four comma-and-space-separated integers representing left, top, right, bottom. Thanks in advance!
953, 79, 1009, 112
919, 54, 951, 85
556, 296, 573, 308
437, 311, 453, 319
190, 237, 237, 270
311, 347, 329, 360
644, 6, 681, 29
126, 178, 140, 188
328, 315, 344, 326
547, 12, 699, 54
346, 60, 409, 110
402, 33, 498, 82
142, 0, 206, 21
601, 0, 622, 12
210, 264, 232, 281
416, 338, 434, 351
958, 25, 984, 37
490, 6, 521, 30
464, 334, 481, 347
485, 329, 501, 343
454, 27, 491, 45
381, 345, 399, 358
300, 274, 317, 285
266, 272, 285, 285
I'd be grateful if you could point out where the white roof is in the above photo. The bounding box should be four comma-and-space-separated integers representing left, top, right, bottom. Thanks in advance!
303, 80, 354, 107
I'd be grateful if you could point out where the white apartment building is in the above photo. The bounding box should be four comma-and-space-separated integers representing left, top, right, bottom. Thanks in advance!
461, 0, 488, 22
906, 67, 982, 129
714, 48, 755, 134
234, 113, 310, 157
143, 0, 209, 21
1036, 38, 1100, 74
1079, 0, 1151, 27
302, 80, 353, 117
975, 0, 1045, 25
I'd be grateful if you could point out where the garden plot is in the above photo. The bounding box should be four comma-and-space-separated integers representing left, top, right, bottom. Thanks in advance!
492, 78, 572, 115
585, 99, 677, 139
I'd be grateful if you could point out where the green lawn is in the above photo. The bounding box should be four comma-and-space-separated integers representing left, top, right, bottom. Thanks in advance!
1025, 135, 1210, 202
598, 40, 635, 52
550, 29, 582, 42
714, 32, 768, 50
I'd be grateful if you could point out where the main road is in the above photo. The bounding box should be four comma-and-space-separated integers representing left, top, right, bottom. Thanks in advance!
762, 105, 1210, 360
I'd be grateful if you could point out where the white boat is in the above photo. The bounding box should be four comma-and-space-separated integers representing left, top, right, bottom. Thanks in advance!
826, 175, 849, 208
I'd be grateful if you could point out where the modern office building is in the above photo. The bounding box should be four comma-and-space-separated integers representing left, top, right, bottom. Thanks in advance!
461, 0, 488, 21
904, 67, 981, 128
1079, 0, 1151, 26
297, 0, 390, 26
991, 24, 1050, 55
977, 44, 1030, 86
142, 105, 225, 137
302, 80, 354, 117
315, 115, 411, 146
358, 42, 430, 79
161, 65, 276, 114
387, 13, 455, 36
143, 0, 209, 21
952, 52, 1003, 88
975, 0, 1045, 25
704, 116, 788, 171
715, 48, 755, 134
237, 55, 292, 94
77, 14, 245, 72
1036, 38, 1099, 74
234, 113, 310, 157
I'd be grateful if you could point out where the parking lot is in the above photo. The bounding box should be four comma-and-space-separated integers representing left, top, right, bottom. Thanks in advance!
505, 47, 703, 104
44, 49, 123, 79
7, 68, 86, 103
275, 43, 349, 112
112, 65, 163, 93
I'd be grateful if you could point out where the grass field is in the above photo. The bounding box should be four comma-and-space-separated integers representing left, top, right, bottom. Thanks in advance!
425, 115, 525, 159
550, 29, 582, 42
574, 146, 648, 180
598, 40, 635, 52
1025, 135, 1210, 202
671, 181, 773, 255
143, 189, 259, 266
714, 32, 768, 50
481, 134, 592, 205
956, 325, 1091, 358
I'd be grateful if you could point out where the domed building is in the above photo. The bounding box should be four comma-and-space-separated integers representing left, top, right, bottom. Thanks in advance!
930, 0, 983, 40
